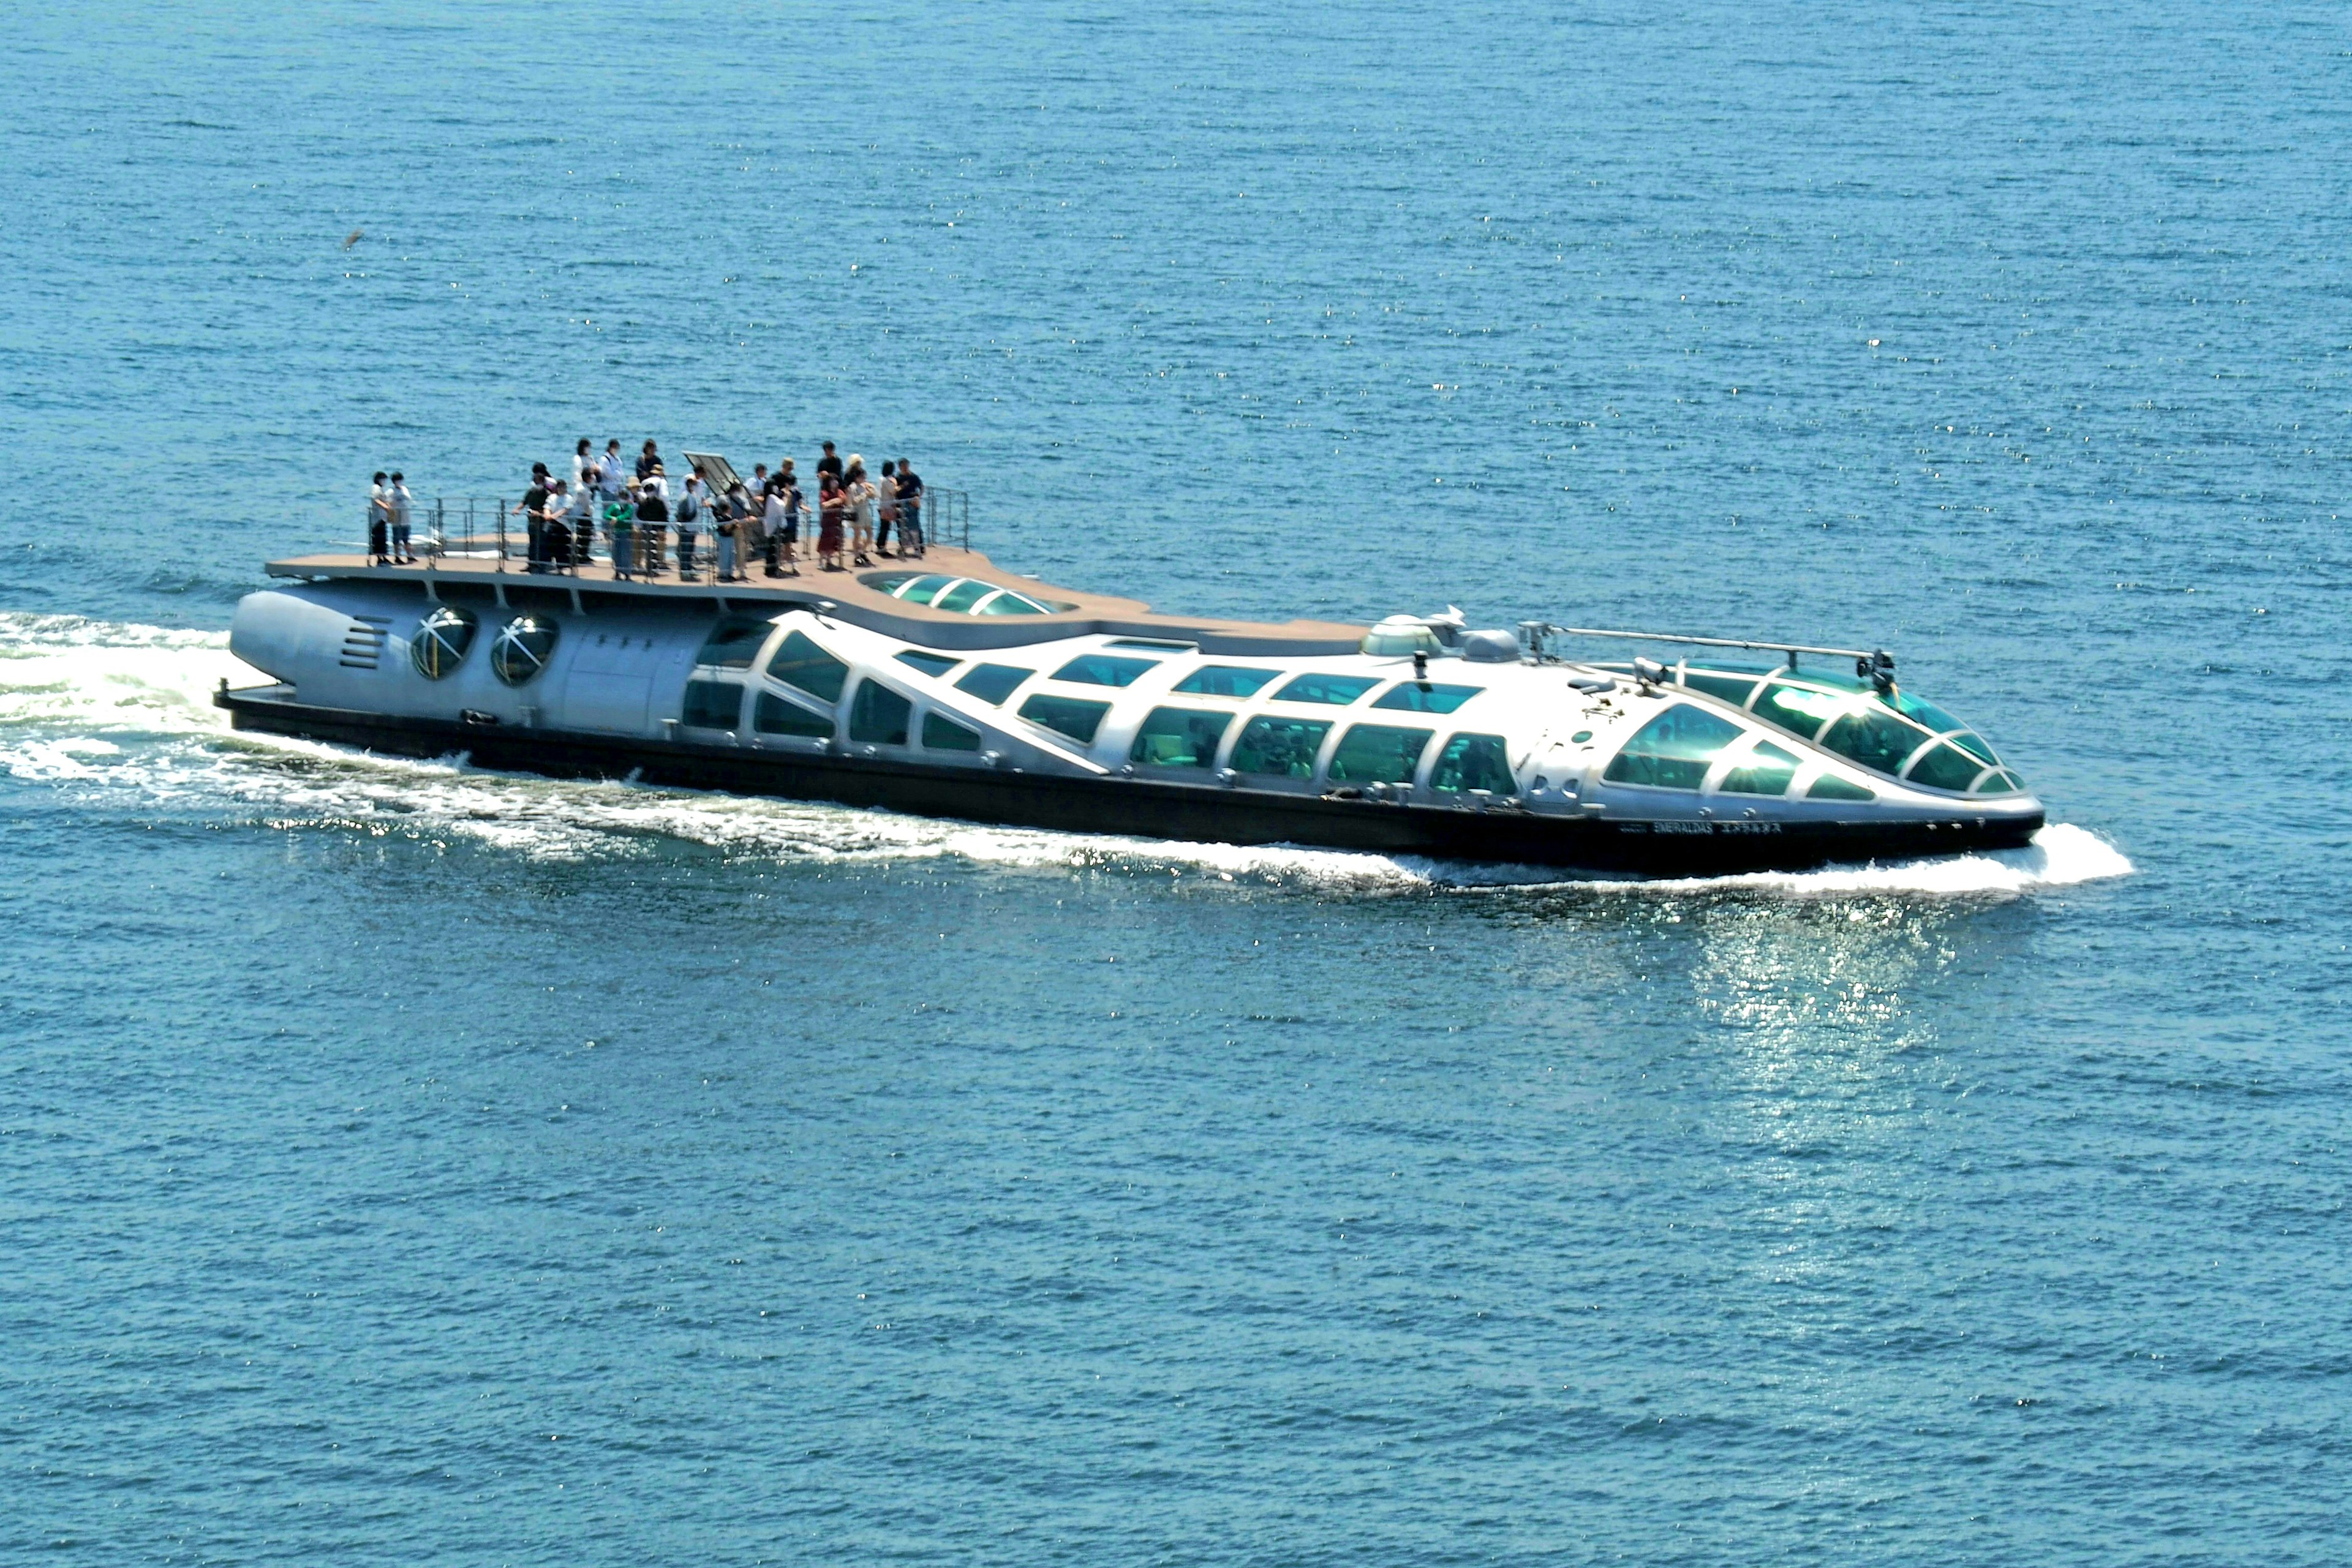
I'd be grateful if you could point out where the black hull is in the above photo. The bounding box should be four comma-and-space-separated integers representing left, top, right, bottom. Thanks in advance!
216, 690, 2043, 876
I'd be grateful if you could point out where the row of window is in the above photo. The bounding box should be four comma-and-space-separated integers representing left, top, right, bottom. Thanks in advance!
1673, 665, 2021, 795
687, 626, 1517, 793
1600, 701, 2022, 800
868, 573, 1073, 617
409, 606, 557, 687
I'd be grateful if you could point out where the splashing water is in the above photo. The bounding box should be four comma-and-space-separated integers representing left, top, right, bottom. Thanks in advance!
0, 613, 2132, 897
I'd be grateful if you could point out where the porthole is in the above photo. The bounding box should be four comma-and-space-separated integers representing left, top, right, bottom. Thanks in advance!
489, 614, 559, 686
409, 605, 478, 679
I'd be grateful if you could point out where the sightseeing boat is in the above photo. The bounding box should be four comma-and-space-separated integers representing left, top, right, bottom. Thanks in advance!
218, 502, 2043, 875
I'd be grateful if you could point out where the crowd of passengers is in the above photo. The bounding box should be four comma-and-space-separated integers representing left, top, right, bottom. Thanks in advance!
368, 439, 924, 582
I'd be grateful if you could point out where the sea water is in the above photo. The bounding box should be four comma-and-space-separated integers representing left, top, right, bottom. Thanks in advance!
0, 1, 2344, 1562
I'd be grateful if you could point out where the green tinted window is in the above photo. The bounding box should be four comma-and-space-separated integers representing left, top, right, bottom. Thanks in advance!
1975, 769, 2026, 796
1888, 689, 1968, 736
1229, 715, 1331, 778
1052, 654, 1159, 688
921, 711, 982, 752
696, 617, 773, 669
1950, 731, 2000, 766
1681, 669, 1763, 706
1328, 724, 1434, 785
1602, 704, 1746, 790
1172, 665, 1280, 698
1819, 707, 1933, 776
765, 631, 848, 703
895, 650, 960, 678
847, 681, 913, 745
934, 579, 993, 613
682, 679, 743, 731
1807, 774, 1877, 801
1755, 681, 1847, 739
1431, 733, 1513, 793
955, 663, 1033, 706
1373, 682, 1482, 714
1019, 694, 1112, 744
1720, 738, 1800, 795
975, 590, 1050, 616
1129, 707, 1232, 769
1905, 741, 1986, 793
754, 692, 832, 737
1274, 673, 1379, 706
891, 574, 956, 606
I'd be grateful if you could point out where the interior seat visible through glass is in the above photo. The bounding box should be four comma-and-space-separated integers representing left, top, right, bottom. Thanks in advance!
1602, 704, 1745, 790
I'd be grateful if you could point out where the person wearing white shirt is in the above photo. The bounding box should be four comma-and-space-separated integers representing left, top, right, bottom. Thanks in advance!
570, 438, 592, 492
368, 472, 390, 564
561, 480, 597, 569
387, 472, 415, 563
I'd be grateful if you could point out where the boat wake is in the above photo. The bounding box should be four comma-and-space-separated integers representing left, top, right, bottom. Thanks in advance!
0, 613, 2134, 899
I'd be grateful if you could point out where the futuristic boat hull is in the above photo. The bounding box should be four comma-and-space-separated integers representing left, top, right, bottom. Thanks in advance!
216, 685, 2041, 875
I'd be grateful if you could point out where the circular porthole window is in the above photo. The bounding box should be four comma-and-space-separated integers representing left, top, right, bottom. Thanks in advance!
409, 605, 478, 679
489, 614, 559, 686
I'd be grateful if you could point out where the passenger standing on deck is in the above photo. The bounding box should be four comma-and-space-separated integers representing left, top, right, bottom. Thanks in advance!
636, 478, 669, 578
816, 441, 843, 488
717, 483, 748, 581
368, 472, 390, 564
387, 472, 415, 563
759, 481, 788, 578
515, 465, 551, 573
875, 461, 899, 557
673, 473, 703, 578
895, 458, 924, 557
778, 461, 804, 576
571, 438, 593, 491
540, 479, 573, 566
636, 440, 662, 483
817, 470, 847, 571
738, 481, 766, 581
598, 440, 625, 500
562, 477, 597, 568
846, 458, 876, 567
609, 479, 637, 580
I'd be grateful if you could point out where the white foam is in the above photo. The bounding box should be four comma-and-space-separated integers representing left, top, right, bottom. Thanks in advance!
0, 612, 2133, 899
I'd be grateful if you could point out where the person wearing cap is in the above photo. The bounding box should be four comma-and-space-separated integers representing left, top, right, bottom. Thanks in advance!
513, 464, 552, 571
634, 474, 669, 576
367, 472, 390, 565
388, 472, 415, 563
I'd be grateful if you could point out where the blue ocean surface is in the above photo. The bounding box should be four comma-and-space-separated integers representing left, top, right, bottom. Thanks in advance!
1, 1, 2347, 1562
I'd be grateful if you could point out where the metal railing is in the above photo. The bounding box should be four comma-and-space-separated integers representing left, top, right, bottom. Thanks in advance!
350, 483, 973, 575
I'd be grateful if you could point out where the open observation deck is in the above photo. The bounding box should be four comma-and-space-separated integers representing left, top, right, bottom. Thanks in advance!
266, 545, 1370, 657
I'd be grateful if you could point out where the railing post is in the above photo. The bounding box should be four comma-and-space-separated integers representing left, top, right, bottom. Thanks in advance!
497, 497, 508, 571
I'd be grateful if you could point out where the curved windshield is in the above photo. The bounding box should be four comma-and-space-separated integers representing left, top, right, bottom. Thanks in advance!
1733, 670, 2016, 791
